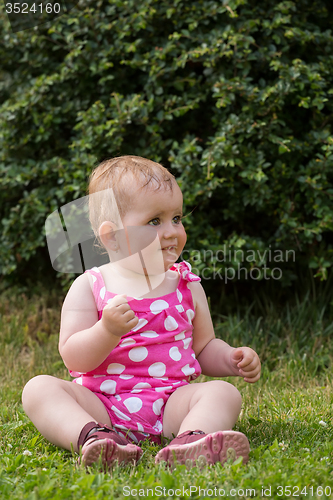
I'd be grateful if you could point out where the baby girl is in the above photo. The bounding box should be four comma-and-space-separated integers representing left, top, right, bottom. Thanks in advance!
22, 155, 261, 469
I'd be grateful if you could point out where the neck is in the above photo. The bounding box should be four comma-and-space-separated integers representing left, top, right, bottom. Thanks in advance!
109, 260, 168, 297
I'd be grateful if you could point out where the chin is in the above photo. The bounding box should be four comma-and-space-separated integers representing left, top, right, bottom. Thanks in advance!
164, 259, 178, 271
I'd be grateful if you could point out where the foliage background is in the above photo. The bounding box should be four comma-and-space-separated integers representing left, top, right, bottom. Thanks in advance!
1, 0, 333, 306
1, 4, 333, 493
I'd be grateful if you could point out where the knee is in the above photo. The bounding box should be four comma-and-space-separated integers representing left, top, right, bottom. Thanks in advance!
207, 380, 242, 410
22, 375, 53, 411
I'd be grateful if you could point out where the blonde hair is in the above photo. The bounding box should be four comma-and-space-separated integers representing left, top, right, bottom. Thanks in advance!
88, 155, 176, 242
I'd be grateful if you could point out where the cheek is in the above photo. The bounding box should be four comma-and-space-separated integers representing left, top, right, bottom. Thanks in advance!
178, 225, 187, 248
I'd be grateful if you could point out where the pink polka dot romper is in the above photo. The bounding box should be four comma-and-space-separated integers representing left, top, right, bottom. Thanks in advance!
70, 261, 202, 444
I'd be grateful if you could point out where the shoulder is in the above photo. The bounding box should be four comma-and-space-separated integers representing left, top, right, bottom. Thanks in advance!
186, 281, 207, 310
68, 272, 90, 289
71, 271, 92, 291
62, 272, 95, 312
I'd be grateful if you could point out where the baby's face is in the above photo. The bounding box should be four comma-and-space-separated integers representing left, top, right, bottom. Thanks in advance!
115, 180, 186, 275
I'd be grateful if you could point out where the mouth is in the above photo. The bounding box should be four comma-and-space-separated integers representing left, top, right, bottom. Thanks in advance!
161, 246, 177, 252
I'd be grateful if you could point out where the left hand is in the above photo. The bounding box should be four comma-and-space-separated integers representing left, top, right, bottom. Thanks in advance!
230, 347, 261, 383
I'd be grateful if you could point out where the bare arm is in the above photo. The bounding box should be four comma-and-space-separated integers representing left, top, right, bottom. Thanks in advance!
190, 282, 261, 382
197, 338, 240, 377
59, 273, 138, 373
190, 282, 238, 376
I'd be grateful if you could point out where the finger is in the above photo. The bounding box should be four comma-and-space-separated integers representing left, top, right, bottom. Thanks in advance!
116, 302, 133, 314
239, 366, 261, 379
113, 294, 129, 306
105, 294, 128, 308
127, 315, 139, 326
123, 309, 137, 323
244, 372, 261, 383
232, 348, 244, 363
237, 355, 255, 369
239, 356, 260, 369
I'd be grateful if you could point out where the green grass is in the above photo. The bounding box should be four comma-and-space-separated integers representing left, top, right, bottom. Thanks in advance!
1, 289, 333, 499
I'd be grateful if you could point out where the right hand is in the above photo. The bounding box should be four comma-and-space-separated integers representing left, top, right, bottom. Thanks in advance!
101, 294, 139, 337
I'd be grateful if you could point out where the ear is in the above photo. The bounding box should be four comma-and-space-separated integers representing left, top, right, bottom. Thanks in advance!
98, 221, 118, 252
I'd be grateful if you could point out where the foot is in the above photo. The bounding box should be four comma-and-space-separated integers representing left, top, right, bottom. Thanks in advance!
78, 422, 142, 468
155, 429, 249, 468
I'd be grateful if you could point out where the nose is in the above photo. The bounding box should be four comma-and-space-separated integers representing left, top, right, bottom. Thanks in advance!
160, 220, 178, 240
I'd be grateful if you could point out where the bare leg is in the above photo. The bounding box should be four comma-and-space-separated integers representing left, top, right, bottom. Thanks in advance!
22, 375, 111, 452
162, 380, 242, 438
156, 381, 247, 466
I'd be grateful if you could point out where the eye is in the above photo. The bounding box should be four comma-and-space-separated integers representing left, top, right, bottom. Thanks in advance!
173, 215, 183, 224
148, 218, 160, 226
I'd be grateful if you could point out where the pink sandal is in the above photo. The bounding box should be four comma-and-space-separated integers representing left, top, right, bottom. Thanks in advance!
78, 422, 142, 468
155, 429, 249, 468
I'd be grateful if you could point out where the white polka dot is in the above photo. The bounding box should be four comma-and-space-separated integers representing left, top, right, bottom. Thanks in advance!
124, 397, 143, 413
176, 289, 183, 303
120, 338, 136, 347
183, 338, 191, 350
188, 273, 197, 280
75, 377, 82, 385
176, 304, 184, 312
127, 430, 139, 443
148, 362, 166, 377
175, 331, 185, 341
100, 379, 116, 394
111, 405, 131, 421
155, 386, 173, 392
153, 398, 165, 415
100, 286, 106, 300
150, 299, 169, 314
192, 353, 196, 358
153, 420, 163, 432
115, 395, 121, 401
140, 331, 159, 338
164, 315, 178, 331
181, 364, 196, 376
119, 374, 134, 379
92, 275, 97, 283
169, 346, 182, 361
92, 267, 100, 273
129, 346, 148, 362
186, 309, 195, 324
131, 318, 148, 332
182, 270, 188, 278
137, 423, 144, 432
114, 424, 128, 431
131, 382, 151, 393
107, 363, 125, 374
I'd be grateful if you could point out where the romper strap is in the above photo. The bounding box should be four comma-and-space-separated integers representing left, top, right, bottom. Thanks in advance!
85, 267, 107, 314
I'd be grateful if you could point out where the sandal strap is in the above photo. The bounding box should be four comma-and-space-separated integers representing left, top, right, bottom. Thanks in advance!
169, 429, 206, 446
78, 421, 129, 450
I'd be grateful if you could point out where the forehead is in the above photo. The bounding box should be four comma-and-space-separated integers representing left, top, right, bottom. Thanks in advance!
126, 177, 183, 212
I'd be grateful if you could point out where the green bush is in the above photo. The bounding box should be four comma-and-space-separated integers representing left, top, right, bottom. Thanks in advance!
1, 0, 333, 298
